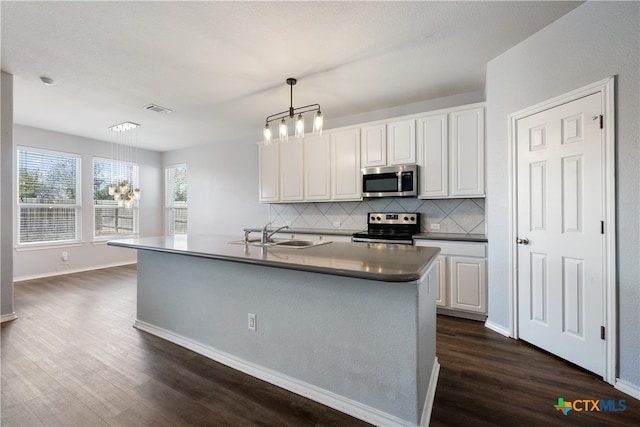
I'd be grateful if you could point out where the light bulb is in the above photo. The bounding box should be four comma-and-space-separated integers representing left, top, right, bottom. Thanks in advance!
113, 191, 121, 201
108, 184, 116, 196
133, 188, 141, 200
313, 111, 323, 135
263, 124, 272, 144
117, 198, 124, 207
295, 114, 304, 138
279, 118, 288, 141
120, 181, 129, 193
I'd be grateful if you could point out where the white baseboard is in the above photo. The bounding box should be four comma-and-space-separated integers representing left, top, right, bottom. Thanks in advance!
484, 319, 511, 338
615, 378, 640, 400
13, 261, 136, 282
0, 312, 17, 323
135, 320, 434, 427
420, 357, 440, 426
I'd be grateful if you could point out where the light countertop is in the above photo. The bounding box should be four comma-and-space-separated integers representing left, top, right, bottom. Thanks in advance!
108, 234, 440, 283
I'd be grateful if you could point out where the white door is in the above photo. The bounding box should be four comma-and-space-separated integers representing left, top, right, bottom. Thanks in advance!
516, 93, 604, 376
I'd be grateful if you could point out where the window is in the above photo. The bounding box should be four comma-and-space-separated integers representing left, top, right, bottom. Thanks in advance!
17, 147, 81, 245
165, 164, 187, 235
93, 158, 138, 238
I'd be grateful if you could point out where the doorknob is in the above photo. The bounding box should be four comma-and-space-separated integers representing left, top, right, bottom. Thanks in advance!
516, 237, 530, 245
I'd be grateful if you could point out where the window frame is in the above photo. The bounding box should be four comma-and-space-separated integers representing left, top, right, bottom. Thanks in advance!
165, 163, 188, 236
92, 156, 140, 240
16, 146, 82, 248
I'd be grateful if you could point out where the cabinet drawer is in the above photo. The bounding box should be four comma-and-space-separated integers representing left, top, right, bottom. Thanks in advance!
415, 240, 486, 257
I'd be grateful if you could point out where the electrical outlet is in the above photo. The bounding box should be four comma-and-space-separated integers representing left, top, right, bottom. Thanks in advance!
248, 313, 256, 331
61, 251, 68, 261
430, 224, 441, 231
333, 221, 341, 228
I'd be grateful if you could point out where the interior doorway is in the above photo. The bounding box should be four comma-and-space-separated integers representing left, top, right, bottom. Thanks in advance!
508, 77, 616, 384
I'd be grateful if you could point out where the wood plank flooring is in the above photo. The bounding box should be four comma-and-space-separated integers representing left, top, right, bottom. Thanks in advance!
2, 265, 638, 426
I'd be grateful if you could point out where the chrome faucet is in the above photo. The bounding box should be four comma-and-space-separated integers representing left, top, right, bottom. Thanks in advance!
261, 222, 289, 243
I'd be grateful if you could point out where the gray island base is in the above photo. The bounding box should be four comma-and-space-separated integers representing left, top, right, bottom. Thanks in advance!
108, 235, 441, 426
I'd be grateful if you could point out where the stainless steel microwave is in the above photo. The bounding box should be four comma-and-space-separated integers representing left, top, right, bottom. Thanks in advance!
361, 164, 418, 198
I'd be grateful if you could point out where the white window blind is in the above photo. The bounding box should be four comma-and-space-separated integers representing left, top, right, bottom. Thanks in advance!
165, 164, 187, 235
93, 158, 139, 238
17, 147, 81, 244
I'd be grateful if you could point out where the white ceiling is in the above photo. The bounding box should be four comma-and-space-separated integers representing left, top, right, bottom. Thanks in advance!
1, 1, 581, 152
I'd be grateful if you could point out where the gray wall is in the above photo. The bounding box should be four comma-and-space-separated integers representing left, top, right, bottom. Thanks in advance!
12, 125, 164, 280
486, 2, 639, 387
1, 71, 14, 319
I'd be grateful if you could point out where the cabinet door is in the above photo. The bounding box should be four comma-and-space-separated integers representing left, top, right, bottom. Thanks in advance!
449, 256, 486, 314
259, 142, 279, 202
361, 124, 386, 167
387, 119, 416, 165
331, 129, 362, 200
417, 113, 448, 198
279, 138, 304, 201
450, 107, 485, 196
434, 255, 447, 308
304, 134, 331, 201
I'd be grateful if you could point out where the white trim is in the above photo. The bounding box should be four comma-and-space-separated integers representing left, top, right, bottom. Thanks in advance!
419, 358, 440, 426
13, 260, 136, 282
0, 313, 17, 323
135, 320, 438, 427
615, 379, 640, 401
14, 241, 85, 252
507, 77, 616, 384
484, 320, 511, 338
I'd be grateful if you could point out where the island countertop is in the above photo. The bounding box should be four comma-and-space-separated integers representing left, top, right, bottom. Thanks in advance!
108, 234, 440, 282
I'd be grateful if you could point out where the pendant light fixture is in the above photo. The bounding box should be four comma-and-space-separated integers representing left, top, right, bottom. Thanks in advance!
263, 78, 323, 144
108, 121, 141, 208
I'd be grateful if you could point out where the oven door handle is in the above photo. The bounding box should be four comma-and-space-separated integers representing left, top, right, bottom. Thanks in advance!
352, 237, 414, 245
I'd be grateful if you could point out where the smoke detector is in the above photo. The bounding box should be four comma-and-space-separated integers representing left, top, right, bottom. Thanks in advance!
144, 104, 172, 114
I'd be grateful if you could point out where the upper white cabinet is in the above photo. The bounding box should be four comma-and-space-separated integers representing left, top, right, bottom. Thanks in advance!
418, 104, 485, 198
331, 128, 362, 201
417, 113, 448, 198
361, 124, 387, 167
258, 142, 279, 202
449, 106, 485, 197
304, 134, 331, 201
386, 119, 416, 165
279, 138, 304, 201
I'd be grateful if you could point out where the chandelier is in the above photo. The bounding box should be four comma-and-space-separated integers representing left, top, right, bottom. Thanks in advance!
108, 121, 140, 208
263, 78, 323, 144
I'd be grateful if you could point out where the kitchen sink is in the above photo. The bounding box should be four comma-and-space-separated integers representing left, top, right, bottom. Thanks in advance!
228, 238, 330, 248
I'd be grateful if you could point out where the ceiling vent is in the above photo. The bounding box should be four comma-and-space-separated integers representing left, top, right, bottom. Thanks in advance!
144, 104, 172, 114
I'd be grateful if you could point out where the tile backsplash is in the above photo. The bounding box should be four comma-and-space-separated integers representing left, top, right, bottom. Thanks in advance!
269, 198, 485, 235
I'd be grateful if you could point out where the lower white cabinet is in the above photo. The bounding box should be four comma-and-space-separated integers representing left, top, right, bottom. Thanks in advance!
415, 240, 487, 317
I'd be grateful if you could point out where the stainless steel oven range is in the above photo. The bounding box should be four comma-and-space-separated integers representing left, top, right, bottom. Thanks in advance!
352, 212, 420, 245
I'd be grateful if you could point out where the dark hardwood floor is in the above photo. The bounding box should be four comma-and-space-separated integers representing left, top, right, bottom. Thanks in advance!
2, 265, 638, 426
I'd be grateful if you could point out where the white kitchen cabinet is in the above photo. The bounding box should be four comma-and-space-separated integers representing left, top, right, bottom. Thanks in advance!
417, 104, 485, 199
303, 134, 331, 201
417, 113, 448, 198
279, 138, 304, 201
450, 106, 485, 197
331, 128, 362, 201
449, 256, 486, 314
361, 124, 387, 167
433, 255, 447, 307
387, 119, 416, 165
259, 142, 279, 202
415, 239, 487, 318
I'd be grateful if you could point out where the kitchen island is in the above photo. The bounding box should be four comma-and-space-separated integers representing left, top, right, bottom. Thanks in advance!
108, 235, 440, 426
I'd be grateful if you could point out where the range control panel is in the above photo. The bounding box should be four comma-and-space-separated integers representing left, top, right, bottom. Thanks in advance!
368, 212, 419, 225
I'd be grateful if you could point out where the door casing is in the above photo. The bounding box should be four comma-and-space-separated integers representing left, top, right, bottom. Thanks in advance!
507, 77, 616, 384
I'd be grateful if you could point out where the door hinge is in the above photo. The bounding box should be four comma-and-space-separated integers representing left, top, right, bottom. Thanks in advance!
601, 220, 604, 234
601, 326, 605, 340
593, 115, 604, 129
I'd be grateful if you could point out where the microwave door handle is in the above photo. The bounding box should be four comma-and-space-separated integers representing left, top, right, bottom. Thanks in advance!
397, 172, 401, 191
